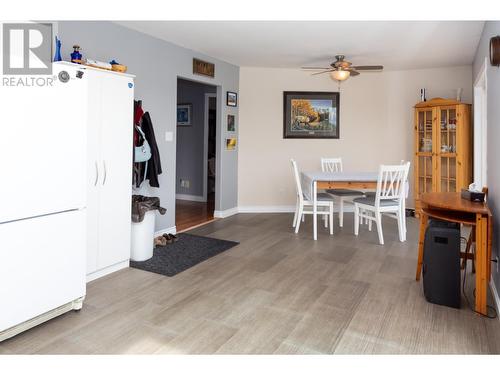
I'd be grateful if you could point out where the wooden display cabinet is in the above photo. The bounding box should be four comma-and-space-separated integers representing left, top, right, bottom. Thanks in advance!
414, 98, 472, 215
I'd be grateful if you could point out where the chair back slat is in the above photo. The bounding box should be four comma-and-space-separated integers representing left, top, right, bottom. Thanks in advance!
375, 162, 410, 206
321, 158, 343, 172
290, 159, 304, 202
400, 160, 410, 198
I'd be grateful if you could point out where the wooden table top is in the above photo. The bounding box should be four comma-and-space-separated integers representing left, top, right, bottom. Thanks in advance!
421, 192, 490, 215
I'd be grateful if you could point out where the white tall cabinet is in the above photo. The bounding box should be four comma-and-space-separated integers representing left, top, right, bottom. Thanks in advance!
82, 64, 135, 281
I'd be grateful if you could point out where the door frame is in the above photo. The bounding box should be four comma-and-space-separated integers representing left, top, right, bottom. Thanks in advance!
203, 93, 217, 202
473, 57, 487, 189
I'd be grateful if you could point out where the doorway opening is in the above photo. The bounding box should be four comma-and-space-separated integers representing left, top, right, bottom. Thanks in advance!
473, 58, 487, 189
175, 78, 217, 232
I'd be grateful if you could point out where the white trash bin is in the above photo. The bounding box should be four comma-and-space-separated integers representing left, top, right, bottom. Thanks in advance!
131, 210, 155, 261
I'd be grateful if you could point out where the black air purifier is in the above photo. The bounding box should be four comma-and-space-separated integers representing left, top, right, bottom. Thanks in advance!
422, 219, 461, 308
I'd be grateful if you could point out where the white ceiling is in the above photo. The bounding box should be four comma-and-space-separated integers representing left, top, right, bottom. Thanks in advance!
116, 21, 484, 70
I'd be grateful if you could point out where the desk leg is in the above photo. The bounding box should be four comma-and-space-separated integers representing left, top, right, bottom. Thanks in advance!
313, 181, 317, 241
415, 212, 428, 281
475, 214, 488, 315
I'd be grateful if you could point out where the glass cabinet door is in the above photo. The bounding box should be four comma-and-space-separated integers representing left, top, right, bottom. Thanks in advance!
438, 107, 457, 192
417, 109, 433, 153
418, 155, 433, 194
416, 109, 434, 195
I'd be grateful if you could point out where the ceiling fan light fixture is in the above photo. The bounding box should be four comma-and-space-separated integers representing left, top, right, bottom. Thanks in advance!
330, 69, 350, 81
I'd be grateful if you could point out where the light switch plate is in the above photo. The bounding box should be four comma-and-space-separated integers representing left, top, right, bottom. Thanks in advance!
165, 131, 173, 142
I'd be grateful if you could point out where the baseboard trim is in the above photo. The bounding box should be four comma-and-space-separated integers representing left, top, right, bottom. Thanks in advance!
237, 204, 354, 214
214, 207, 238, 218
176, 194, 206, 202
490, 280, 500, 321
211, 204, 355, 218
238, 205, 296, 213
86, 260, 129, 283
154, 225, 177, 237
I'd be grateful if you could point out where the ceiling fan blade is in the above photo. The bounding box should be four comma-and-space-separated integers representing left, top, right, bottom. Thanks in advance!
352, 65, 384, 71
311, 69, 334, 75
349, 70, 360, 76
301, 67, 331, 70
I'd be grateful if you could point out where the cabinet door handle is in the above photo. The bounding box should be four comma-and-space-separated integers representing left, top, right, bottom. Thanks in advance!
102, 160, 107, 186
94, 161, 99, 186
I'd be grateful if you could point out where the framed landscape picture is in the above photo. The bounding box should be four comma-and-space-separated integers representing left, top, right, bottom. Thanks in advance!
283, 91, 339, 139
177, 104, 192, 126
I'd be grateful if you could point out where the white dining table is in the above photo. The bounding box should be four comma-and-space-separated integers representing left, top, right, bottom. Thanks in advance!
301, 171, 379, 240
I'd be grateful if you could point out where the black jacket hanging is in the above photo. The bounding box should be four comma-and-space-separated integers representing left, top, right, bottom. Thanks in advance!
138, 111, 162, 187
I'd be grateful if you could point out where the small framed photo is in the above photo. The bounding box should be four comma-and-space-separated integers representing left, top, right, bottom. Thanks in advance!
226, 91, 237, 107
177, 104, 192, 126
227, 114, 235, 132
225, 137, 237, 151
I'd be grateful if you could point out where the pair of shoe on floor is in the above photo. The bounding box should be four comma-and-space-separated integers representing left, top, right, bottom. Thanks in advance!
154, 233, 178, 248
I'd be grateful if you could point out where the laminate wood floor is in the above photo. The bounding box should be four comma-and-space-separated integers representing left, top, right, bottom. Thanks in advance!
2, 213, 500, 354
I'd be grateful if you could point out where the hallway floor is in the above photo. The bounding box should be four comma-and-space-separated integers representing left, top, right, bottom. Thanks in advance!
175, 195, 215, 232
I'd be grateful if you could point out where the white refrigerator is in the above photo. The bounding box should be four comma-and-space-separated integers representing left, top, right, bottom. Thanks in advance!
0, 63, 88, 341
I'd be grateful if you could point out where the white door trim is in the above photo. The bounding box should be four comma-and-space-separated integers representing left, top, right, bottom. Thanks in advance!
203, 93, 217, 202
473, 57, 487, 189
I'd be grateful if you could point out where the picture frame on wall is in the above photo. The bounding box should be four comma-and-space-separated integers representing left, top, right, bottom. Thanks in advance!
225, 137, 237, 151
283, 91, 340, 139
193, 58, 215, 78
226, 91, 237, 107
227, 114, 235, 132
177, 104, 192, 126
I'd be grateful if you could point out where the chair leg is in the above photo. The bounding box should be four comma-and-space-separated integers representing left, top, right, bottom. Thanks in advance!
354, 204, 360, 236
402, 200, 407, 234
292, 201, 299, 228
329, 203, 334, 235
368, 211, 372, 231
397, 209, 404, 242
462, 236, 477, 273
295, 205, 303, 234
471, 235, 476, 274
323, 214, 328, 228
402, 208, 407, 241
302, 214, 305, 222
375, 211, 384, 245
339, 198, 344, 227
462, 230, 474, 270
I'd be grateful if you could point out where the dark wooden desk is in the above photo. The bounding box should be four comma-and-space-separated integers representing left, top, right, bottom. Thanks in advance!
415, 192, 492, 315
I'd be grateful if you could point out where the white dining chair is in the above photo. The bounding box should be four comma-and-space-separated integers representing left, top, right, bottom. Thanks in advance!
363, 160, 409, 226
353, 162, 410, 245
291, 159, 334, 235
321, 158, 365, 227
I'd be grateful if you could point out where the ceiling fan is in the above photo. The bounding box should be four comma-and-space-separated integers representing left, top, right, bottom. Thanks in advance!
301, 55, 383, 82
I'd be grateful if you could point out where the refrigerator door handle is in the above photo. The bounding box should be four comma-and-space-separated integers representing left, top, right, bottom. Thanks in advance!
94, 161, 99, 186
102, 160, 107, 186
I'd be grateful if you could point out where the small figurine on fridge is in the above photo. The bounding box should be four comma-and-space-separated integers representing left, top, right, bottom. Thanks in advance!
71, 45, 83, 64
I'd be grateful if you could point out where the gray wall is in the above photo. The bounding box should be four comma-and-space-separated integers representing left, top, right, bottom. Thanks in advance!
473, 21, 500, 294
176, 79, 216, 198
57, 21, 239, 231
